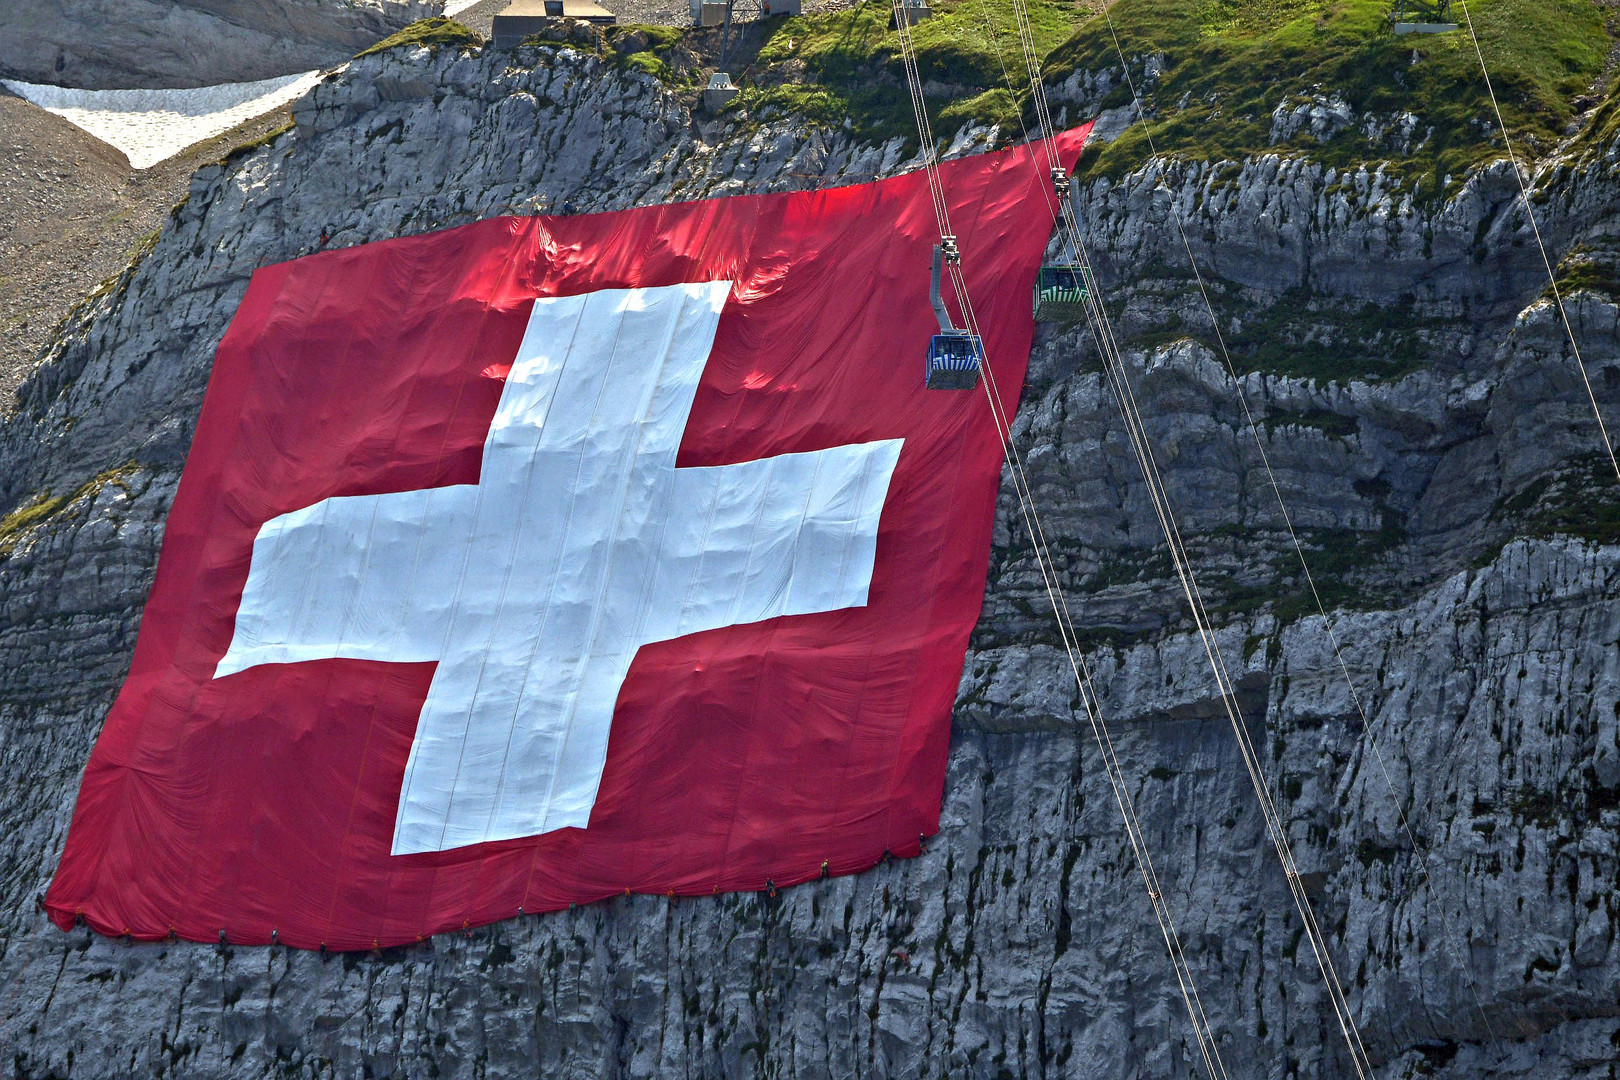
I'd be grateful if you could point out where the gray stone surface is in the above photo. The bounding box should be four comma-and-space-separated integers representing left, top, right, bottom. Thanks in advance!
0, 0, 431, 89
2, 36, 1620, 1079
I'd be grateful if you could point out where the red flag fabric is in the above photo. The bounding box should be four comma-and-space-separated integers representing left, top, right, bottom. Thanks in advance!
47, 126, 1092, 949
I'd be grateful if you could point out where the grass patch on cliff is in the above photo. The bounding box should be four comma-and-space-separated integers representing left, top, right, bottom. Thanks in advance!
55, 228, 163, 336
728, 0, 1084, 146
1051, 0, 1611, 193
1205, 512, 1406, 625
1498, 454, 1620, 545
605, 23, 686, 53
495, 0, 1608, 184
1150, 279, 1450, 382
0, 492, 67, 551
1261, 407, 1360, 438
0, 463, 140, 557
220, 119, 295, 167
1545, 249, 1620, 304
1219, 289, 1440, 381
355, 17, 483, 60
621, 49, 676, 81
1571, 71, 1620, 154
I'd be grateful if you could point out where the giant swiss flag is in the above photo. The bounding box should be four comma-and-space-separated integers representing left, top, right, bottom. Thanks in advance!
48, 128, 1091, 949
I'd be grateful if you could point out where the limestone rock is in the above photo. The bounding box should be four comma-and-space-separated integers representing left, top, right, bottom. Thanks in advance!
2, 38, 1620, 1079
0, 0, 432, 89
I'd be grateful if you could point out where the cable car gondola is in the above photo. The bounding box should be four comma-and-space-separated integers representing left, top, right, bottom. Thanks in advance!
1033, 264, 1090, 323
925, 240, 983, 390
1390, 0, 1457, 34
1033, 168, 1092, 323
927, 332, 984, 390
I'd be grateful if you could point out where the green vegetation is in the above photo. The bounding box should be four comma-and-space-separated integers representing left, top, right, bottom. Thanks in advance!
360, 3, 1612, 190
1262, 407, 1360, 438
123, 227, 161, 268
1050, 0, 1611, 190
220, 119, 295, 168
1546, 249, 1620, 304
1498, 454, 1620, 545
606, 24, 688, 83
727, 0, 1085, 147
605, 24, 686, 54
0, 492, 68, 551
1140, 280, 1455, 383
55, 228, 164, 338
355, 17, 483, 59
359, 3, 1612, 187
1216, 288, 1442, 382
693, 0, 1612, 202
622, 49, 676, 81
0, 463, 140, 557
1178, 506, 1405, 626
519, 17, 613, 52
484, 22, 699, 88
605, 22, 686, 60
1571, 68, 1620, 154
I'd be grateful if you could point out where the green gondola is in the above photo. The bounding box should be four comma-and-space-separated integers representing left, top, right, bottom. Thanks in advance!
1390, 0, 1457, 34
1033, 265, 1091, 323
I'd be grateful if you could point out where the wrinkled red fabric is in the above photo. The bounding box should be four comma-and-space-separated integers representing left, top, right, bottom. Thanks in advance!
47, 126, 1092, 950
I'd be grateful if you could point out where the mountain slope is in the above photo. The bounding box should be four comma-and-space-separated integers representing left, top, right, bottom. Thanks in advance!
1, 12, 1619, 1079
0, 0, 431, 89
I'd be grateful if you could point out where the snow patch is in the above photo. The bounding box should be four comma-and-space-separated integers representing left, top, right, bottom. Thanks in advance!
2, 71, 328, 170
443, 0, 485, 14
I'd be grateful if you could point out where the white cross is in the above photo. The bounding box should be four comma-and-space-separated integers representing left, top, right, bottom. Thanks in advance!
216, 281, 903, 854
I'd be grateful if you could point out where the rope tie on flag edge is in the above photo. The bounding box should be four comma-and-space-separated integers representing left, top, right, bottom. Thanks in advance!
889, 2, 1230, 1077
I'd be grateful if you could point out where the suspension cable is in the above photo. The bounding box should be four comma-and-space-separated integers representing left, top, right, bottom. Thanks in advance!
1097, 5, 1534, 1045
983, 2, 1380, 1074
1453, 0, 1620, 482
889, 3, 1230, 1075
968, 15, 1244, 1071
970, 1, 1366, 1071
947, 250, 1233, 1080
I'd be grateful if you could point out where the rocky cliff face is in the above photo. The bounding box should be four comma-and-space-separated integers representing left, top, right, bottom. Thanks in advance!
0, 0, 431, 89
2, 37, 1619, 1080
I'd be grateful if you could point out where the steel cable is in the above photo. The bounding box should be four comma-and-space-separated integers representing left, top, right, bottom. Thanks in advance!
979, 3, 1387, 1073
1454, 0, 1620, 483
888, 2, 1232, 1074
